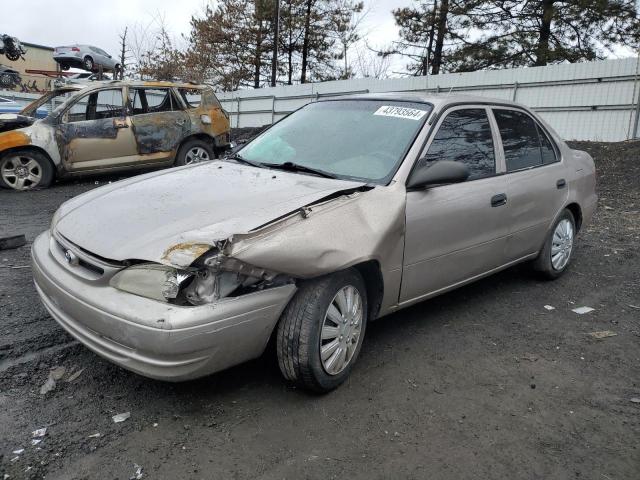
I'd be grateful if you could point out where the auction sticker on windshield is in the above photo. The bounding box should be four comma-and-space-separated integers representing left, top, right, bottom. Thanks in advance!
373, 105, 428, 121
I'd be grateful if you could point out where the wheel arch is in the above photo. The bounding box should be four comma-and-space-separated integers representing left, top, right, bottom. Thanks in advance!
351, 260, 384, 322
565, 202, 583, 232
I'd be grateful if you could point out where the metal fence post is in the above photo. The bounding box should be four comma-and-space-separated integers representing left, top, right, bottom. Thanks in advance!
512, 81, 519, 101
271, 95, 276, 124
236, 96, 241, 128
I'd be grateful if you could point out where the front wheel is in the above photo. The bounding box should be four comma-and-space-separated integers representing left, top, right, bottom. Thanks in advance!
532, 209, 576, 279
277, 269, 368, 393
0, 150, 54, 191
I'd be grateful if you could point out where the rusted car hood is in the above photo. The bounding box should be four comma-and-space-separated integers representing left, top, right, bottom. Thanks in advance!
54, 161, 365, 266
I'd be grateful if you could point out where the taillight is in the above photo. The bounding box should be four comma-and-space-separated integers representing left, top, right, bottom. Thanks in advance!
71, 47, 80, 52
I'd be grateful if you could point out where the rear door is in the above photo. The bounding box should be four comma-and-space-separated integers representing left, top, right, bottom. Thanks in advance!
401, 106, 510, 303
127, 87, 190, 163
491, 108, 569, 260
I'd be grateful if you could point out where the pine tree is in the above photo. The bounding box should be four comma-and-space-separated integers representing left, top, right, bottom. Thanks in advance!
451, 0, 640, 70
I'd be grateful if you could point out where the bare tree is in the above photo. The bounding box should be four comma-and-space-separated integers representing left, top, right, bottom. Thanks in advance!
118, 27, 129, 80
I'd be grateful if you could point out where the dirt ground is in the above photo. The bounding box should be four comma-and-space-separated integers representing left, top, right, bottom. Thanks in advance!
1, 141, 638, 480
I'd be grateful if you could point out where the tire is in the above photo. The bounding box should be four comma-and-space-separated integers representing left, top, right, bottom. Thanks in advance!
60, 63, 70, 71
0, 73, 13, 88
174, 139, 214, 166
532, 209, 576, 279
83, 56, 94, 71
276, 269, 368, 393
0, 150, 54, 191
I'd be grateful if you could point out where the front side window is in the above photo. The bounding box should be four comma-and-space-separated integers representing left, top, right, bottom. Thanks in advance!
239, 100, 432, 183
65, 88, 123, 122
494, 109, 557, 171
419, 108, 495, 180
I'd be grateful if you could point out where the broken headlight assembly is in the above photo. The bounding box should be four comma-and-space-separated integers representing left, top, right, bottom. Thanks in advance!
110, 263, 194, 302
110, 256, 290, 305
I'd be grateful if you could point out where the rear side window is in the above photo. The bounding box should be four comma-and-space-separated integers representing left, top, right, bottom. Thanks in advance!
127, 88, 179, 115
421, 108, 496, 180
538, 126, 558, 164
494, 109, 557, 171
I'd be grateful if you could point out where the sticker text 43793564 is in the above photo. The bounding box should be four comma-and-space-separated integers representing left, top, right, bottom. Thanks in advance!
373, 105, 428, 121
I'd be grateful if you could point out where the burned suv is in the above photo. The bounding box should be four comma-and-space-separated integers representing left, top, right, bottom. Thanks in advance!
0, 81, 230, 191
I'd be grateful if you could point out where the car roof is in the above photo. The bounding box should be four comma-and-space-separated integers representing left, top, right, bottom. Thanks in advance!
60, 80, 211, 92
325, 92, 528, 110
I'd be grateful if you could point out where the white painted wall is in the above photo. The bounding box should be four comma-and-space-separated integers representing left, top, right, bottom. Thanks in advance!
217, 58, 640, 142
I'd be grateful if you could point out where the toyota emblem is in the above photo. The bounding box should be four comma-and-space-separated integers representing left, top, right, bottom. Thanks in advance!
64, 249, 79, 266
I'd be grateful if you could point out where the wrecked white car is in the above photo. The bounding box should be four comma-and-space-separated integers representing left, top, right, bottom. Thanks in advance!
32, 94, 597, 392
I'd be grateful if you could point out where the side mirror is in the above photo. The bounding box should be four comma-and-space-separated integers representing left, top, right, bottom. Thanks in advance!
407, 160, 470, 190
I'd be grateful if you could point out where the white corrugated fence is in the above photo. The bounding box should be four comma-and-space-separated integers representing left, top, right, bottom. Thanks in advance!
217, 58, 640, 142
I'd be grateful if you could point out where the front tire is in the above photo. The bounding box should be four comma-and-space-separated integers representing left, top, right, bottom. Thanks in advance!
533, 209, 576, 279
277, 269, 368, 393
175, 139, 214, 166
0, 150, 54, 191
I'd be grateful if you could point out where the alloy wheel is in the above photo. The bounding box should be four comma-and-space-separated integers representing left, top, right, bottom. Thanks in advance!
184, 147, 210, 164
1, 155, 42, 190
319, 285, 364, 376
551, 218, 574, 270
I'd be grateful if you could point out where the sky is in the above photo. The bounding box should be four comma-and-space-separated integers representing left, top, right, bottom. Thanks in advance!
2, 0, 410, 73
1, 0, 635, 79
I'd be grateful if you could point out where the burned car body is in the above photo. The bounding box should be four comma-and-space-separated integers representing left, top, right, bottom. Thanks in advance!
32, 94, 597, 392
0, 81, 231, 190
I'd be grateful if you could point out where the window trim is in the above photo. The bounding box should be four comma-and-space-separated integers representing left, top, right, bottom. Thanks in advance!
489, 106, 561, 175
59, 87, 126, 124
408, 105, 503, 185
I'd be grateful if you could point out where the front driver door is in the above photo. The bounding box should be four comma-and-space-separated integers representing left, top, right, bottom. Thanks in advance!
400, 106, 510, 304
57, 87, 139, 171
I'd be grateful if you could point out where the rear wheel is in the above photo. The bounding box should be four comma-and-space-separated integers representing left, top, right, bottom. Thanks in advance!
0, 150, 54, 191
83, 56, 94, 71
175, 139, 214, 166
533, 209, 576, 279
277, 269, 368, 393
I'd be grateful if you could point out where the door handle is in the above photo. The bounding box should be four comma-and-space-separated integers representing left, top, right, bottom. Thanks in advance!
556, 178, 566, 189
491, 193, 507, 207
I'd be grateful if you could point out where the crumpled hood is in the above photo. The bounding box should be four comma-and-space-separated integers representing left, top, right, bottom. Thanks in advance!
55, 161, 364, 266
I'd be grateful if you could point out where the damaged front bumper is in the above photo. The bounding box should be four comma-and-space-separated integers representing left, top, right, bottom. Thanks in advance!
31, 231, 297, 381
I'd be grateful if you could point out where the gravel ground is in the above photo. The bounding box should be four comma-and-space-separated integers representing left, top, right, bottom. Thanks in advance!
1, 141, 638, 480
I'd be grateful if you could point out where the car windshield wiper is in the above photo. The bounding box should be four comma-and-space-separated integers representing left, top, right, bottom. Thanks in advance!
260, 161, 339, 179
225, 153, 263, 168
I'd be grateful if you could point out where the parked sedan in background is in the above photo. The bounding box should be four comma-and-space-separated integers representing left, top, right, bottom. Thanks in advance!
53, 44, 119, 72
31, 93, 597, 393
0, 80, 230, 190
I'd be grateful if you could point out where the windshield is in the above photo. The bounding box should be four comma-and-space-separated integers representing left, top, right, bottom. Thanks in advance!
20, 89, 81, 117
239, 100, 432, 183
